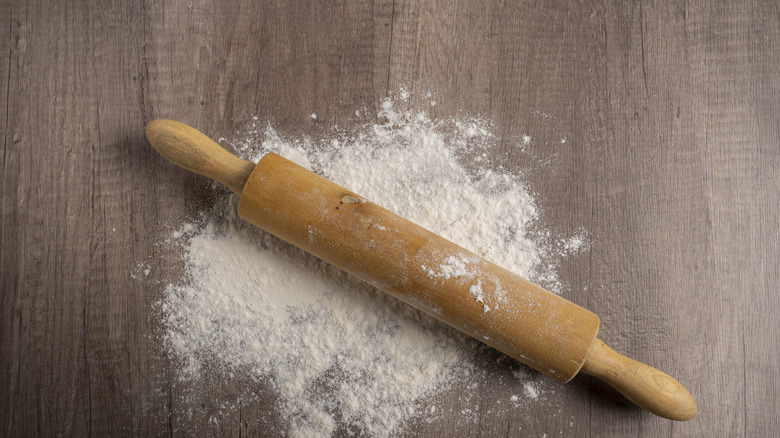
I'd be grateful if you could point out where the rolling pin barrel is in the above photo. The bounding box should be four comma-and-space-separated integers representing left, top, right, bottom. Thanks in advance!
145, 119, 697, 421
238, 152, 599, 382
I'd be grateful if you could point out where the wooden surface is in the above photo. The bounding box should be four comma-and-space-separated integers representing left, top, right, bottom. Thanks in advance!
1, 0, 778, 436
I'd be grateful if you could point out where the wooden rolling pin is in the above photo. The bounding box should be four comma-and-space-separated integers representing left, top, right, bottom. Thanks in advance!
145, 119, 697, 421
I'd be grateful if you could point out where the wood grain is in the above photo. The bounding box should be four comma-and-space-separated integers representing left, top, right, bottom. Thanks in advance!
1, 0, 778, 436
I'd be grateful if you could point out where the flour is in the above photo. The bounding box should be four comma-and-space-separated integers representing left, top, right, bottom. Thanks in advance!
154, 94, 586, 437
468, 280, 484, 303
429, 255, 473, 280
523, 382, 540, 400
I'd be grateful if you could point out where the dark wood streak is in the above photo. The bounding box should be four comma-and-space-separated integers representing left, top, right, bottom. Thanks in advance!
1, 0, 778, 436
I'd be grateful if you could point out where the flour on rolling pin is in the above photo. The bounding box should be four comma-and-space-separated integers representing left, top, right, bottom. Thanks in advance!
151, 94, 585, 437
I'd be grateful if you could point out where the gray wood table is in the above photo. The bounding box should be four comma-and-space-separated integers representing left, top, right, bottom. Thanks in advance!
2, 0, 778, 436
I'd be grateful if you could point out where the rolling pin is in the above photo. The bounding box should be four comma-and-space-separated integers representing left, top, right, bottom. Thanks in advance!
145, 119, 697, 421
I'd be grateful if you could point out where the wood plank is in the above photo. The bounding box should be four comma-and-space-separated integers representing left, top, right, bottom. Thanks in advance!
1, 0, 778, 436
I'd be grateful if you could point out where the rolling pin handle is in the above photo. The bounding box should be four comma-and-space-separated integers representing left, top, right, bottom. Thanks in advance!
581, 338, 697, 421
145, 119, 255, 195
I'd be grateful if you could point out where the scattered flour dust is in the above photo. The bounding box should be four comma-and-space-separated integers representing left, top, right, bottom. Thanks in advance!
153, 94, 587, 437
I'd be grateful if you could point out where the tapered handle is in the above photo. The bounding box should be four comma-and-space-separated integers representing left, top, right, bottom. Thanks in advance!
581, 339, 697, 421
145, 119, 255, 195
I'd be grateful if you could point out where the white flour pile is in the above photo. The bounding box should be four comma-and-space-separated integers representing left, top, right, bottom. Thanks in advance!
156, 94, 584, 437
